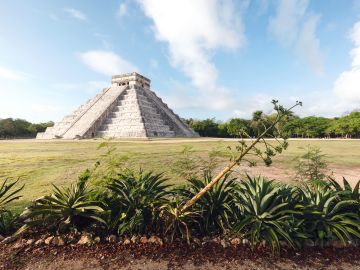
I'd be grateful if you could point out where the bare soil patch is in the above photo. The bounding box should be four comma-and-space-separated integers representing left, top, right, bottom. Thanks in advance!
2, 241, 360, 270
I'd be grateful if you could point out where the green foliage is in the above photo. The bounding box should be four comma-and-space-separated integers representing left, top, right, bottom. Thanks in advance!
298, 181, 360, 246
294, 146, 329, 181
233, 176, 299, 253
0, 118, 53, 139
0, 211, 19, 235
21, 178, 106, 233
160, 196, 200, 243
186, 110, 360, 139
0, 178, 24, 211
106, 169, 171, 235
181, 172, 239, 234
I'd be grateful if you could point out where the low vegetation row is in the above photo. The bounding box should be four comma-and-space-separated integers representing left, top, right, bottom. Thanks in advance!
1, 169, 360, 254
185, 111, 360, 138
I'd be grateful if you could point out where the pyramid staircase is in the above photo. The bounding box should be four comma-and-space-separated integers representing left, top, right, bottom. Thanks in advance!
37, 72, 198, 139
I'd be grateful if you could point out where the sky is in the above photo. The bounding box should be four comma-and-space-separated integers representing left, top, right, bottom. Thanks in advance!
0, 0, 360, 122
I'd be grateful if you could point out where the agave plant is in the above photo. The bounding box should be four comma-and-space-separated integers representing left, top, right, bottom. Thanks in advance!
21, 179, 106, 232
0, 178, 24, 211
328, 177, 360, 201
0, 178, 24, 235
298, 181, 360, 246
233, 176, 299, 253
180, 171, 239, 235
106, 169, 171, 235
160, 196, 201, 243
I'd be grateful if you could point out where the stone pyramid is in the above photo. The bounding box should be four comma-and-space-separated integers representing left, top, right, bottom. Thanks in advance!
37, 72, 198, 139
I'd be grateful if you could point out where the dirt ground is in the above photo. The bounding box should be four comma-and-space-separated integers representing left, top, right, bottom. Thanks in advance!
2, 241, 360, 270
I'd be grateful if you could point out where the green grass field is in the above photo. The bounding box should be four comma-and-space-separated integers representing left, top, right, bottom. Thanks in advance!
1, 138, 360, 211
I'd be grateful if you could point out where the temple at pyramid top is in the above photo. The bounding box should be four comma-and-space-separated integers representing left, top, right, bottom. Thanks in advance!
37, 72, 199, 139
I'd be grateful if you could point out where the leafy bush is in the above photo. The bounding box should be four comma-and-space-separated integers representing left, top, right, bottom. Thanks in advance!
106, 169, 171, 235
298, 181, 360, 246
233, 176, 300, 253
0, 178, 24, 210
0, 178, 24, 235
160, 196, 200, 243
294, 146, 329, 181
180, 172, 238, 235
21, 179, 106, 233
0, 211, 19, 235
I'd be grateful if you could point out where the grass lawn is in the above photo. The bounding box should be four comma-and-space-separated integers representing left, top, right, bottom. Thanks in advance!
1, 138, 360, 211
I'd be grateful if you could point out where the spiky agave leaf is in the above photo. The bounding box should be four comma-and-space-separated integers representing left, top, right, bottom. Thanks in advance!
233, 175, 298, 253
107, 169, 172, 235
298, 181, 360, 247
21, 180, 106, 232
0, 178, 24, 211
179, 171, 239, 235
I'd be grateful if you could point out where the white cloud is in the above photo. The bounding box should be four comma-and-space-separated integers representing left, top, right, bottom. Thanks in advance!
117, 3, 127, 17
78, 50, 137, 76
295, 14, 324, 75
0, 66, 26, 80
64, 8, 87, 21
137, 0, 246, 110
333, 21, 360, 103
268, 0, 324, 75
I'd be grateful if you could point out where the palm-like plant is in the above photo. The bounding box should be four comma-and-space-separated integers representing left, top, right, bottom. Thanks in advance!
160, 196, 201, 243
328, 177, 360, 201
298, 181, 360, 246
106, 169, 171, 235
0, 178, 24, 211
180, 172, 239, 235
21, 180, 106, 232
0, 178, 24, 235
233, 176, 298, 253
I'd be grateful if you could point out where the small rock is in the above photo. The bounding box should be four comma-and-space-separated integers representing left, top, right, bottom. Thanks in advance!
304, 239, 315, 247
45, 236, 54, 245
123, 239, 131, 245
77, 234, 93, 245
211, 237, 221, 244
0, 235, 4, 242
242, 239, 249, 245
25, 239, 35, 246
35, 239, 44, 246
1, 236, 17, 244
220, 239, 229, 248
148, 236, 163, 246
12, 241, 24, 249
230, 238, 241, 246
140, 236, 148, 244
94, 236, 101, 243
107, 235, 117, 243
130, 235, 138, 244
192, 238, 201, 245
53, 236, 65, 246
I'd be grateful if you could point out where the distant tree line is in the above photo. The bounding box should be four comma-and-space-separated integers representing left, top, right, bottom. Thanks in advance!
0, 118, 54, 139
185, 111, 360, 138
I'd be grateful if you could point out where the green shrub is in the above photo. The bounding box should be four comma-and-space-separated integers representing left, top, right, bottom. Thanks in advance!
160, 196, 200, 243
21, 179, 106, 233
233, 176, 299, 253
298, 181, 360, 246
294, 146, 328, 181
0, 178, 24, 235
0, 211, 19, 235
180, 172, 238, 235
106, 169, 171, 235
0, 178, 24, 210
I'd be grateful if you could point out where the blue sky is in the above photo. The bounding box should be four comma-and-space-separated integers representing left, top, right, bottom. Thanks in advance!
1, 0, 360, 122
